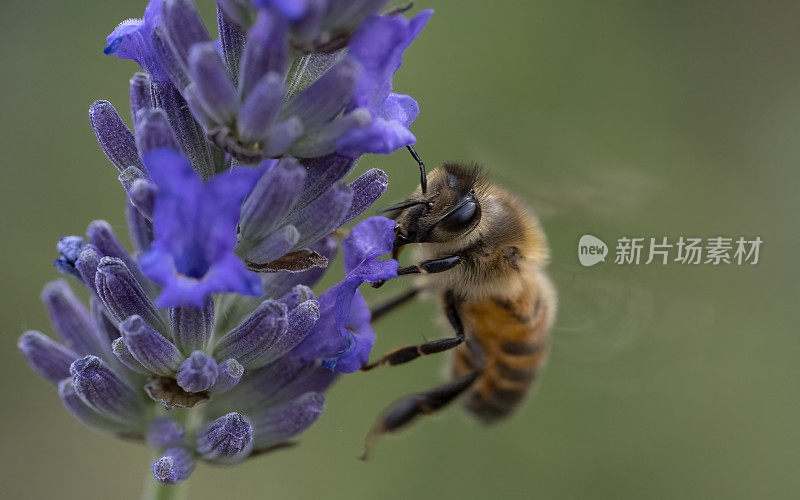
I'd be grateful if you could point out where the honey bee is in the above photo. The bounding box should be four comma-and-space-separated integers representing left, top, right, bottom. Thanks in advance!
360, 146, 557, 458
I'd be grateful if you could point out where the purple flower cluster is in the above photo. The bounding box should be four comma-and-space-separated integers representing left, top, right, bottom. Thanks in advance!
19, 0, 430, 488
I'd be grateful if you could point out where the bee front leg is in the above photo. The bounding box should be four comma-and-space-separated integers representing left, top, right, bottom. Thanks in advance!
362, 290, 464, 371
398, 254, 462, 276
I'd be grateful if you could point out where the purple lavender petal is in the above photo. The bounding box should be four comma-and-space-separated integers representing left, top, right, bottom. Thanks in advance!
239, 158, 306, 241
169, 297, 214, 354
95, 257, 166, 332
152, 447, 195, 485
104, 0, 169, 81
196, 413, 253, 462
213, 299, 288, 367
139, 149, 263, 307
342, 168, 388, 223
187, 42, 239, 125
211, 358, 244, 394
175, 351, 218, 393
119, 315, 181, 376
18, 331, 79, 384
251, 392, 324, 449
70, 355, 144, 424
89, 100, 143, 173
146, 417, 186, 448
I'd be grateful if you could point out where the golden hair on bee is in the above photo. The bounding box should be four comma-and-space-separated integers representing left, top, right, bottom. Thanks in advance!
360, 147, 557, 460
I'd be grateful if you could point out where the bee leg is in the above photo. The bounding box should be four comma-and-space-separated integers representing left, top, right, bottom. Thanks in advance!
370, 288, 419, 323
360, 371, 480, 461
397, 254, 462, 276
362, 290, 463, 371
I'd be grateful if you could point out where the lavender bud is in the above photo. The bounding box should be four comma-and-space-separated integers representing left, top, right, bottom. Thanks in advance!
54, 236, 85, 280
162, 0, 212, 66
211, 359, 243, 394
89, 100, 143, 172
111, 337, 149, 375
252, 392, 325, 449
196, 413, 253, 462
130, 72, 153, 123
96, 257, 165, 331
134, 108, 180, 155
343, 168, 389, 223
150, 80, 215, 179
247, 299, 319, 368
217, 0, 252, 28
239, 158, 306, 241
285, 183, 353, 249
281, 59, 360, 128
118, 165, 147, 190
146, 417, 185, 448
70, 355, 143, 424
288, 108, 371, 158
239, 10, 286, 99
187, 42, 239, 125
262, 117, 304, 157
75, 245, 102, 292
126, 202, 154, 253
87, 220, 147, 286
243, 225, 299, 264
279, 285, 316, 310
237, 72, 285, 143
169, 297, 214, 354
213, 299, 288, 367
58, 378, 125, 433
176, 351, 218, 393
42, 280, 107, 356
119, 315, 181, 376
128, 179, 157, 219
296, 154, 355, 209
152, 447, 195, 485
18, 331, 79, 384
90, 296, 120, 342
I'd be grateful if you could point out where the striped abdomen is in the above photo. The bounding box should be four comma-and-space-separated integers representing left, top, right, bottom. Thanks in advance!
451, 271, 555, 423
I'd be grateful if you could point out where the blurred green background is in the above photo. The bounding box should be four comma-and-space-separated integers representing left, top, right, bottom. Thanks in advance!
2, 1, 799, 498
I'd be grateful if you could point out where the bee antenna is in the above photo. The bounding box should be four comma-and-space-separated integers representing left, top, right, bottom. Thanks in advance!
406, 145, 427, 195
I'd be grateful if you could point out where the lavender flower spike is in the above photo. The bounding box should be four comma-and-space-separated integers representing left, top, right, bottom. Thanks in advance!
139, 148, 263, 307
22, 0, 435, 490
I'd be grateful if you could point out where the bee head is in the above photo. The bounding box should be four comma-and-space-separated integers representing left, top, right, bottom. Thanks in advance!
382, 163, 485, 257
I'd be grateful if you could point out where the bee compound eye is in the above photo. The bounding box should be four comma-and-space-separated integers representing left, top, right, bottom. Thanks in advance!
439, 201, 478, 232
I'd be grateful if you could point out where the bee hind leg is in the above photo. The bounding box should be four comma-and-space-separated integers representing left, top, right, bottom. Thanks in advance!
362, 290, 464, 371
360, 370, 480, 461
